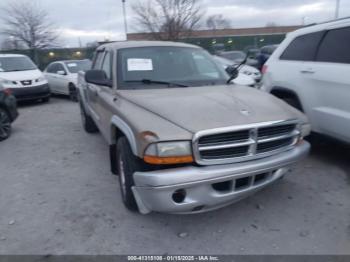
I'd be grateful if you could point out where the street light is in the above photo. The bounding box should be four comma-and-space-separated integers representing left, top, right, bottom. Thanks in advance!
122, 0, 128, 40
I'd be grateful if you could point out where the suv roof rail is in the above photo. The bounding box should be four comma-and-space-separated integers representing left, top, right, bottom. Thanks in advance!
303, 16, 350, 28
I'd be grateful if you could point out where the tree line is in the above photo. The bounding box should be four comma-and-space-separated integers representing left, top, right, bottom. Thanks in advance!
0, 0, 236, 51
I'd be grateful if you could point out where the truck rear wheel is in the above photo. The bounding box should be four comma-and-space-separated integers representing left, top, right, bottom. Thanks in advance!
116, 137, 142, 212
79, 98, 98, 133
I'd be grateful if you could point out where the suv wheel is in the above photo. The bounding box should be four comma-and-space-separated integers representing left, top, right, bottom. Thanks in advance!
79, 98, 98, 133
283, 97, 303, 111
69, 84, 78, 102
42, 96, 50, 103
0, 108, 11, 141
116, 137, 143, 212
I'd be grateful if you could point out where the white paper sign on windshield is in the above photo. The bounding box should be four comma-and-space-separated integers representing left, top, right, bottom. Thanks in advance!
67, 63, 77, 67
127, 59, 153, 71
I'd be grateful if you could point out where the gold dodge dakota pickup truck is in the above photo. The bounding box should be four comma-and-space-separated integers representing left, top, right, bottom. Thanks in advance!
77, 41, 310, 214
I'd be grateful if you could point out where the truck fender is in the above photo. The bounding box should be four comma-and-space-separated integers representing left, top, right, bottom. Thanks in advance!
110, 115, 138, 175
110, 115, 138, 156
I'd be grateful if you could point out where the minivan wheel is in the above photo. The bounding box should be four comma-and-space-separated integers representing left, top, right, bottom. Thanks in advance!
69, 84, 78, 102
79, 98, 98, 133
0, 108, 11, 141
116, 137, 142, 212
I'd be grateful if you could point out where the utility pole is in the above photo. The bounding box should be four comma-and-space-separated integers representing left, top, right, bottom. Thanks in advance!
335, 0, 340, 19
122, 0, 128, 40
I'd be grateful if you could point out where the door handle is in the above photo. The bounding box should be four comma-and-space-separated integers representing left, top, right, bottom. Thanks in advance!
300, 69, 315, 74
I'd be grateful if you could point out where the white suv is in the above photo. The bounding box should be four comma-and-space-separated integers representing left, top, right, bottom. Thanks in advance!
262, 18, 350, 143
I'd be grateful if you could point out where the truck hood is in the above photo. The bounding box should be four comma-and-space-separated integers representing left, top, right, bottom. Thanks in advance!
119, 85, 307, 133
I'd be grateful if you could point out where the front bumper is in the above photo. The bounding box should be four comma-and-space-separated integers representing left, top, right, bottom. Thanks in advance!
132, 141, 310, 214
10, 84, 50, 101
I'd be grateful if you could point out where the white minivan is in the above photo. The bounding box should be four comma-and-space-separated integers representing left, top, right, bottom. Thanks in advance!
0, 54, 50, 102
262, 18, 350, 143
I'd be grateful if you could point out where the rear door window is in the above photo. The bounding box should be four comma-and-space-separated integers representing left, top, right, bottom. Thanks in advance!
280, 31, 324, 61
316, 26, 350, 64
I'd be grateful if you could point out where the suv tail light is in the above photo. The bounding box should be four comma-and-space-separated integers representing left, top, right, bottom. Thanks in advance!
3, 88, 12, 95
262, 65, 268, 74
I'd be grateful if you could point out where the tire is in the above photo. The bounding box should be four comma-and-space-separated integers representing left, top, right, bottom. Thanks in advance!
69, 84, 78, 102
116, 137, 143, 212
42, 96, 50, 103
79, 98, 98, 133
0, 108, 12, 141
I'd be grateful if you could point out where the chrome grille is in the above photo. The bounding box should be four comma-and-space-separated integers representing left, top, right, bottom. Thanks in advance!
193, 120, 300, 165
198, 130, 250, 145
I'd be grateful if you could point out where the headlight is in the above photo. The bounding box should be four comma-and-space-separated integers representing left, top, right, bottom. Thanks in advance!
0, 78, 14, 85
144, 141, 193, 165
300, 123, 311, 138
242, 71, 252, 76
36, 76, 46, 82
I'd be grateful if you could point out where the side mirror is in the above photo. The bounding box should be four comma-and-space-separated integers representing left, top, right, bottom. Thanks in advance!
57, 70, 66, 75
85, 70, 112, 87
225, 65, 239, 79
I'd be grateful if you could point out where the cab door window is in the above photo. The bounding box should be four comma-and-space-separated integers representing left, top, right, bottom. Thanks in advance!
101, 52, 112, 80
93, 51, 105, 69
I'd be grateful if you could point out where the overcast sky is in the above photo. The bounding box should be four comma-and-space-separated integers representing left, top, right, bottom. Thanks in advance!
0, 0, 349, 47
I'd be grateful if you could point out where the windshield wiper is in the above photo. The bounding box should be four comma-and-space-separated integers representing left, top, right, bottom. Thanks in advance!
125, 79, 188, 88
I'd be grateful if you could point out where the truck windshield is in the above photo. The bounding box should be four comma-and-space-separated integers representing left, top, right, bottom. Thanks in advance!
117, 46, 228, 89
0, 56, 37, 72
64, 60, 92, 73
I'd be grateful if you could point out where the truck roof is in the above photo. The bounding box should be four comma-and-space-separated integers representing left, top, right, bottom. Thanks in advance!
97, 41, 200, 51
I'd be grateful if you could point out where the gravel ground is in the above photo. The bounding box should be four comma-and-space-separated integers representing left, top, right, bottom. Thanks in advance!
0, 97, 349, 255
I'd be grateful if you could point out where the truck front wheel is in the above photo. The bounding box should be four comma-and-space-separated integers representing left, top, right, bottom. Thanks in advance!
116, 137, 142, 212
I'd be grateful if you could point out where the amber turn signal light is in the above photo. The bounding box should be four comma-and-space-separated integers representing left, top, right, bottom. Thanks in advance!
144, 155, 194, 165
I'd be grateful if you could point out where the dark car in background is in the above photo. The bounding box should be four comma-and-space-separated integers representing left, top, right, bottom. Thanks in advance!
0, 85, 18, 141
256, 44, 279, 70
218, 50, 259, 68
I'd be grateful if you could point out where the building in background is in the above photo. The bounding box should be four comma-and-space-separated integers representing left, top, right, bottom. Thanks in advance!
127, 26, 302, 52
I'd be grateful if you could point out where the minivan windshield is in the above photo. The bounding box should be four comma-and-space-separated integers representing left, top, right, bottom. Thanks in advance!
118, 46, 228, 89
0, 56, 37, 72
64, 60, 92, 73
